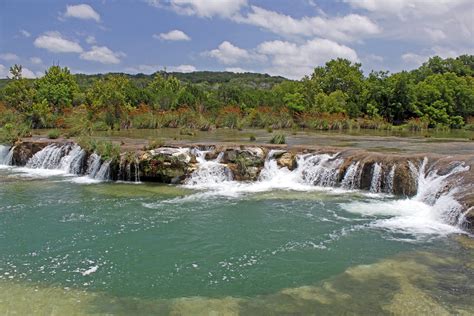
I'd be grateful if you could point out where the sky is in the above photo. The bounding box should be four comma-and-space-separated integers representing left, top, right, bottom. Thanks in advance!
0, 0, 473, 79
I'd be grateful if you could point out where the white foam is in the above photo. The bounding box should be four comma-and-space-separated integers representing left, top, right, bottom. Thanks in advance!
342, 197, 464, 237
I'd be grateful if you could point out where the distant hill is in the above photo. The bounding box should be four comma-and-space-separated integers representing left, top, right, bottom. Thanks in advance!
0, 71, 289, 91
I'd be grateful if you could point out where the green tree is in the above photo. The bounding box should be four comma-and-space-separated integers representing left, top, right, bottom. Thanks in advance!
310, 58, 365, 116
35, 66, 78, 113
87, 75, 131, 129
2, 64, 35, 113
147, 74, 182, 110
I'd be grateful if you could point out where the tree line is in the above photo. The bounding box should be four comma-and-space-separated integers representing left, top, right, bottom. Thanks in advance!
0, 55, 473, 138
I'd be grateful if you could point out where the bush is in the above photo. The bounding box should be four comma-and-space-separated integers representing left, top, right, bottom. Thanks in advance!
77, 137, 120, 161
270, 133, 286, 144
144, 139, 165, 150
406, 117, 429, 131
249, 134, 256, 141
464, 124, 474, 131
179, 128, 195, 136
47, 129, 61, 139
0, 122, 31, 144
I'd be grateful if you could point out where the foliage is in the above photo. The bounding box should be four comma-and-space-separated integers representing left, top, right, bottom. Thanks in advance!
270, 133, 286, 144
0, 122, 31, 144
47, 129, 61, 139
77, 136, 120, 161
0, 55, 473, 135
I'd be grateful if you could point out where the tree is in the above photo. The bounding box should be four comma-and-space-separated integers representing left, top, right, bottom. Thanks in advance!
147, 74, 182, 110
86, 75, 131, 129
3, 64, 35, 113
35, 66, 78, 113
310, 58, 365, 117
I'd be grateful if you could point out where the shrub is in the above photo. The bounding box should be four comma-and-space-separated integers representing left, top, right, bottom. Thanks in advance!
406, 117, 429, 131
179, 128, 195, 136
464, 124, 474, 131
270, 133, 286, 144
47, 129, 61, 139
0, 122, 31, 144
144, 139, 165, 150
215, 106, 242, 129
77, 137, 120, 161
249, 134, 256, 141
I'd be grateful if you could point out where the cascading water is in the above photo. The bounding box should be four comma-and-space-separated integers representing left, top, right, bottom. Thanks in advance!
95, 161, 111, 181
59, 144, 86, 174
296, 153, 344, 187
370, 163, 382, 193
341, 161, 362, 189
86, 153, 102, 178
20, 143, 110, 181
384, 165, 396, 194
0, 145, 14, 166
410, 158, 470, 226
185, 149, 232, 187
26, 144, 67, 170
186, 149, 470, 234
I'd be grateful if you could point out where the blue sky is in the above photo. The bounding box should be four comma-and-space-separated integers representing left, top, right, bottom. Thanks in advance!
0, 0, 473, 79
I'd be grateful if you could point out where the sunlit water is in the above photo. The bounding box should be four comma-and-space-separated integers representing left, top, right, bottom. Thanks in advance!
0, 163, 473, 314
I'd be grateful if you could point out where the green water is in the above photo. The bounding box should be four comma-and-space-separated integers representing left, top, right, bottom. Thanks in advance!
0, 168, 473, 315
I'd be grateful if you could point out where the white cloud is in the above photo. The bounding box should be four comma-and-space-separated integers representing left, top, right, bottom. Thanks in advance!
207, 41, 252, 65
168, 64, 196, 72
148, 0, 247, 18
80, 46, 124, 64
20, 29, 31, 38
0, 64, 37, 79
364, 54, 384, 63
64, 4, 101, 22
155, 29, 191, 41
34, 32, 83, 53
257, 38, 359, 79
0, 53, 19, 61
401, 45, 473, 68
22, 67, 37, 79
344, 0, 473, 49
206, 38, 358, 78
30, 57, 43, 64
424, 28, 446, 42
225, 67, 250, 73
234, 6, 380, 42
0, 64, 8, 78
125, 64, 196, 74
401, 52, 427, 67
344, 0, 471, 17
86, 36, 97, 44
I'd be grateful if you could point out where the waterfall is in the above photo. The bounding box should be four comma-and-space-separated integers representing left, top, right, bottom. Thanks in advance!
185, 149, 233, 187
95, 161, 111, 181
410, 158, 469, 226
0, 145, 14, 166
117, 156, 141, 182
370, 163, 382, 193
296, 154, 344, 187
22, 143, 111, 181
384, 166, 396, 194
341, 161, 362, 189
59, 145, 86, 174
26, 144, 67, 170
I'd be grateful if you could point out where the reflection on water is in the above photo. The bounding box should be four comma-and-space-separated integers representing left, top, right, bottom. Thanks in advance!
1, 244, 473, 315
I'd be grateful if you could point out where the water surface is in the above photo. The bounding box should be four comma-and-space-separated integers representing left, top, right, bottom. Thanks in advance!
0, 164, 473, 314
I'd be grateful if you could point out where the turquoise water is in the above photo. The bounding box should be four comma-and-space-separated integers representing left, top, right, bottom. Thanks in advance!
0, 166, 473, 314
